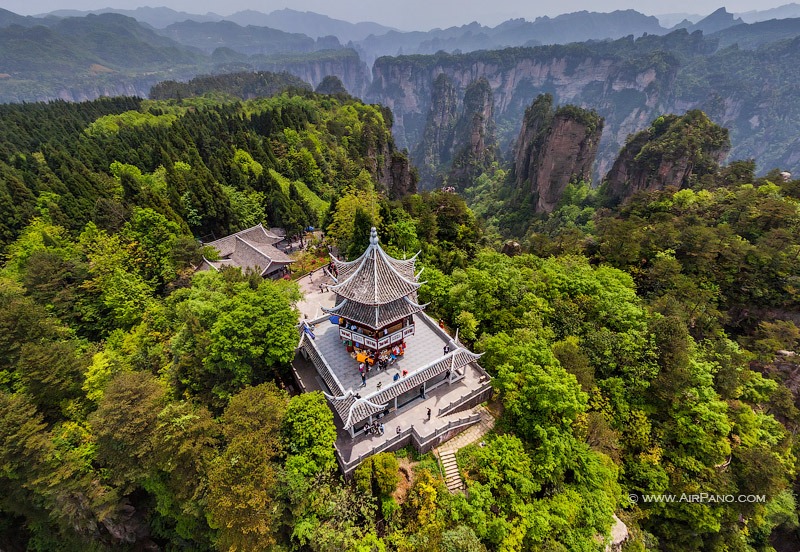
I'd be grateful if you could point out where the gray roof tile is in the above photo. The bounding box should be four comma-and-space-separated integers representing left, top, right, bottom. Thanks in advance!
199, 225, 294, 276
324, 295, 424, 329
205, 224, 283, 256
328, 228, 421, 306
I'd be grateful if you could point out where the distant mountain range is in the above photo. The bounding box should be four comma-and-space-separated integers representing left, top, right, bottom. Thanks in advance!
3, 5, 800, 178
0, 12, 367, 103
20, 5, 800, 68
43, 6, 396, 41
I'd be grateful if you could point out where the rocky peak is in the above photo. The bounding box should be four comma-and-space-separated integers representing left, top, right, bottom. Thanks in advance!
513, 94, 603, 213
448, 77, 497, 189
683, 7, 744, 34
602, 110, 729, 204
365, 105, 418, 198
413, 73, 459, 184
413, 75, 497, 189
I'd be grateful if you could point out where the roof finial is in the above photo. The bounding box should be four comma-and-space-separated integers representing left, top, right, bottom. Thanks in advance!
369, 227, 379, 246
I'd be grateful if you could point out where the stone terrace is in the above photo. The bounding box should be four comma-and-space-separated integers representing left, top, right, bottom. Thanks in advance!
293, 349, 490, 474
312, 312, 449, 397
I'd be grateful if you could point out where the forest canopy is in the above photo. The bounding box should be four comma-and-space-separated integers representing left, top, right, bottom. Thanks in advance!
1, 84, 799, 551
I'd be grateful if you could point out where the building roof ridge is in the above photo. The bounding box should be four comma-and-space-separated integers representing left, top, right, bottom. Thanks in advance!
326, 247, 373, 293
375, 245, 423, 288
200, 256, 220, 272
206, 223, 264, 245
403, 296, 429, 310
257, 224, 283, 241
322, 298, 349, 313
361, 346, 475, 405
236, 235, 274, 262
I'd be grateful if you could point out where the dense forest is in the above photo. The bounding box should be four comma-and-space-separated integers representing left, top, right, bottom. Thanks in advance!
1, 78, 800, 552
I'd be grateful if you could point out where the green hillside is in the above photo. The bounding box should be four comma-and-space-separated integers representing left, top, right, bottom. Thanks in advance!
269, 168, 329, 219
2, 46, 800, 552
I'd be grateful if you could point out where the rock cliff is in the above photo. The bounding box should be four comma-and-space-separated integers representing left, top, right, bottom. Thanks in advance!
413, 74, 459, 185
364, 106, 418, 198
448, 78, 497, 189
413, 76, 497, 188
603, 110, 729, 204
513, 94, 603, 213
252, 49, 369, 96
367, 44, 677, 181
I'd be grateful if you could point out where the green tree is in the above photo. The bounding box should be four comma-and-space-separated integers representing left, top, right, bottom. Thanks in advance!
89, 371, 166, 488
282, 391, 337, 477
206, 383, 288, 552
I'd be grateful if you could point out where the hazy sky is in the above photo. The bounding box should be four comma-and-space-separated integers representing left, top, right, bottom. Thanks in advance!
10, 0, 794, 30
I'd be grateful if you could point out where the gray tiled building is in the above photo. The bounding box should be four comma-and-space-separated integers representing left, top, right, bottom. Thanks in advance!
197, 224, 294, 279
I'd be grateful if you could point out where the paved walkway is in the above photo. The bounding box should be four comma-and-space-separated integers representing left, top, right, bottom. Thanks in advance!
435, 405, 495, 492
296, 268, 335, 321
436, 405, 495, 453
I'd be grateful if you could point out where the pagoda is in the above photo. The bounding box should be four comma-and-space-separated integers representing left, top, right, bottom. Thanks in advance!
323, 227, 426, 355
295, 227, 492, 459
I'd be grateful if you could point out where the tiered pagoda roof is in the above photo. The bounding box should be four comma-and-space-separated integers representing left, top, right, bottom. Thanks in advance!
296, 227, 490, 434
325, 296, 427, 330
324, 227, 425, 329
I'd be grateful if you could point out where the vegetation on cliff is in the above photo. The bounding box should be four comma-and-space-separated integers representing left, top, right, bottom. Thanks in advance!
150, 71, 311, 100
602, 110, 730, 203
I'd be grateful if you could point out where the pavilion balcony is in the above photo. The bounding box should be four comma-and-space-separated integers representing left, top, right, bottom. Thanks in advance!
338, 324, 415, 351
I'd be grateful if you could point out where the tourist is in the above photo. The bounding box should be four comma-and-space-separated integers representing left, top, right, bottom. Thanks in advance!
393, 373, 400, 381
396, 426, 401, 435
360, 373, 366, 387
438, 319, 444, 329
443, 344, 450, 355
380, 423, 385, 435
427, 408, 431, 420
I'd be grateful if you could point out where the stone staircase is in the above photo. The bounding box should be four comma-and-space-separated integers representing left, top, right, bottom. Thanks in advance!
436, 405, 495, 493
439, 449, 463, 492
